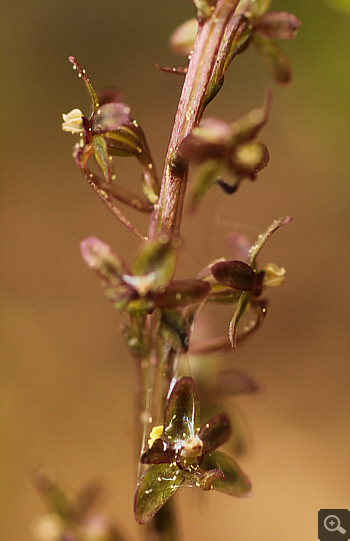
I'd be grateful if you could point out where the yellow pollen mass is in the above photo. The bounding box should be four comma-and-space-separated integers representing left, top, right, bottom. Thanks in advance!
148, 425, 164, 448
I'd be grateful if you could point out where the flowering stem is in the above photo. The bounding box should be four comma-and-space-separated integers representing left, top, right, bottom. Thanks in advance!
149, 0, 240, 240
143, 3, 240, 538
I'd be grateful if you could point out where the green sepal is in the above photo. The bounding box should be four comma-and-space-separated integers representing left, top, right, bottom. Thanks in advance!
121, 318, 148, 359
191, 0, 217, 23
93, 134, 112, 182
151, 279, 211, 308
211, 15, 252, 91
253, 33, 292, 84
126, 297, 154, 317
69, 56, 99, 111
160, 309, 191, 354
206, 283, 242, 303
132, 236, 177, 292
103, 284, 136, 313
230, 90, 272, 145
201, 451, 252, 497
32, 469, 72, 520
229, 291, 251, 348
164, 377, 200, 441
189, 159, 226, 212
250, 0, 272, 19
134, 464, 184, 525
104, 125, 143, 158
248, 216, 292, 265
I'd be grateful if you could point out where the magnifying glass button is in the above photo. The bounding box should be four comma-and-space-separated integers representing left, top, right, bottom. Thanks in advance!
324, 515, 346, 534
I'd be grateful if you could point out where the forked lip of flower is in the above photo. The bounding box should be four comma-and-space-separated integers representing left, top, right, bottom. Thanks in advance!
62, 109, 84, 133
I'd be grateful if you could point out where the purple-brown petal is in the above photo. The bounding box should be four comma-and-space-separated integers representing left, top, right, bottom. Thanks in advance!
212, 260, 255, 291
214, 369, 259, 397
199, 413, 231, 454
141, 439, 176, 465
97, 88, 121, 106
180, 118, 231, 162
254, 12, 301, 41
91, 102, 131, 134
150, 279, 211, 308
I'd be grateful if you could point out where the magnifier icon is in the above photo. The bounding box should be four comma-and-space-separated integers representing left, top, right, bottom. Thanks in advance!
324, 515, 346, 534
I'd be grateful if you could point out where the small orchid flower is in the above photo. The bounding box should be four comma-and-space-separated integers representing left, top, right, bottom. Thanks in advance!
62, 57, 159, 239
236, 0, 301, 84
134, 377, 252, 524
170, 2, 300, 85
80, 235, 211, 353
32, 468, 126, 541
179, 90, 271, 211
210, 216, 291, 348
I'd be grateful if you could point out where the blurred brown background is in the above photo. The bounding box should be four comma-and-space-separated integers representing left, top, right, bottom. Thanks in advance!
1, 1, 349, 540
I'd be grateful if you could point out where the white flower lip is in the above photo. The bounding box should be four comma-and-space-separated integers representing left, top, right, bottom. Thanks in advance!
62, 108, 83, 133
180, 437, 203, 459
263, 263, 286, 287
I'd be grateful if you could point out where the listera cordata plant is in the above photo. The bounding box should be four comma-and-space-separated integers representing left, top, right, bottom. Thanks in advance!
62, 0, 300, 533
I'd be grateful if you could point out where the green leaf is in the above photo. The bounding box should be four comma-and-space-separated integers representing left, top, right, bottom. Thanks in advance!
248, 216, 292, 265
201, 451, 252, 497
134, 464, 184, 525
253, 33, 292, 84
164, 377, 200, 441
